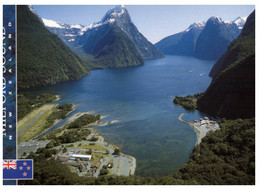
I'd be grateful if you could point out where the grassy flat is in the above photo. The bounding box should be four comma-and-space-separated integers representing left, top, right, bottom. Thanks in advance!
18, 104, 57, 143
78, 143, 106, 152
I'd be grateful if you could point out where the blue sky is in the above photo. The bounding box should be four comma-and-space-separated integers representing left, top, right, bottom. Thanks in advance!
33, 5, 255, 43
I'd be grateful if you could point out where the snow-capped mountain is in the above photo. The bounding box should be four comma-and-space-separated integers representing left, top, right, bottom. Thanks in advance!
42, 17, 118, 44
185, 21, 206, 32
225, 17, 247, 40
41, 18, 87, 44
42, 6, 163, 60
39, 6, 146, 69
97, 6, 164, 59
194, 16, 231, 60
229, 16, 247, 29
156, 16, 247, 60
155, 21, 205, 56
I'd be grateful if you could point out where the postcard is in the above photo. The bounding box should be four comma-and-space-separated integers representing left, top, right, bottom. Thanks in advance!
2, 2, 255, 186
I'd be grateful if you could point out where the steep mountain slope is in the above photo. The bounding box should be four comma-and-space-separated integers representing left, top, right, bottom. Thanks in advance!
194, 16, 233, 60
82, 23, 144, 68
225, 17, 247, 40
43, 6, 163, 63
156, 17, 245, 59
99, 6, 164, 59
197, 11, 255, 119
17, 5, 89, 89
209, 15, 253, 78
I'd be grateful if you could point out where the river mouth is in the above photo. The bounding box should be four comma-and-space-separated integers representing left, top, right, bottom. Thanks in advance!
22, 55, 214, 176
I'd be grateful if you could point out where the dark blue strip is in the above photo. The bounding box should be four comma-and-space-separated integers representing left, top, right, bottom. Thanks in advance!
3, 5, 17, 185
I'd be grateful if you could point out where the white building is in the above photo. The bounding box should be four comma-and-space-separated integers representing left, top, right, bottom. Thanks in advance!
69, 154, 92, 161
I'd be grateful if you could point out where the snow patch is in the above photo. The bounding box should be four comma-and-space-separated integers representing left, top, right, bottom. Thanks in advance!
42, 18, 64, 28
185, 21, 205, 32
109, 18, 116, 23
64, 34, 76, 37
28, 5, 37, 15
208, 16, 223, 23
70, 24, 82, 29
233, 16, 247, 27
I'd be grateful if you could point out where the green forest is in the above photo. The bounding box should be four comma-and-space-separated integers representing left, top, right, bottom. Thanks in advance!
93, 24, 144, 68
173, 93, 201, 110
197, 11, 255, 119
68, 114, 101, 129
18, 93, 56, 120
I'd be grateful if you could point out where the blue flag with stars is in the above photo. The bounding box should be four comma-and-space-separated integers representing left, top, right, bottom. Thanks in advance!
3, 159, 33, 180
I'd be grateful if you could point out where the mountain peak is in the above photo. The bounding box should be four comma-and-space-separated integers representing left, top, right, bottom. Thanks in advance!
28, 5, 37, 15
208, 16, 223, 24
233, 16, 247, 27
186, 21, 206, 32
101, 5, 128, 23
42, 5, 163, 60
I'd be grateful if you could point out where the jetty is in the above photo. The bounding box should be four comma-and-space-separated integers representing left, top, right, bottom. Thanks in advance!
178, 113, 219, 145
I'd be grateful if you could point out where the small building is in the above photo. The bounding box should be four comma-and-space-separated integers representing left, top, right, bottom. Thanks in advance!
108, 164, 113, 168
68, 151, 74, 156
70, 154, 92, 161
204, 117, 209, 120
200, 120, 206, 125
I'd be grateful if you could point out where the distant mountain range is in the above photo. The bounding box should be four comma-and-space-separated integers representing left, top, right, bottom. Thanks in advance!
155, 16, 247, 60
42, 6, 163, 69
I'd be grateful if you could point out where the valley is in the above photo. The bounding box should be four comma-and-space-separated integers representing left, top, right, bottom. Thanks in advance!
19, 55, 214, 177
16, 5, 255, 185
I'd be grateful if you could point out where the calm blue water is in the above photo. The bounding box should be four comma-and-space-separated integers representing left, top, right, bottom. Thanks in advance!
25, 55, 215, 176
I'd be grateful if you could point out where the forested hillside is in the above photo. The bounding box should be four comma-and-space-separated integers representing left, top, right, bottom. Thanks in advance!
197, 11, 255, 119
17, 6, 89, 90
79, 23, 144, 68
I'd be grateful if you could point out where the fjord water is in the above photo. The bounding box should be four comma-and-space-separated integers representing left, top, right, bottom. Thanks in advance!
27, 55, 214, 176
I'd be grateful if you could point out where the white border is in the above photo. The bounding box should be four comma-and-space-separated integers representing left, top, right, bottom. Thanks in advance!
0, 0, 257, 5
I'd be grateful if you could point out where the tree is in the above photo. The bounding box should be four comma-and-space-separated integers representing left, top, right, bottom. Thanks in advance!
63, 147, 67, 153
113, 148, 120, 156
88, 149, 92, 155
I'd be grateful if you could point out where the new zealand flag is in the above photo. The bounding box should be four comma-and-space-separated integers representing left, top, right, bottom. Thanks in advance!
3, 159, 33, 180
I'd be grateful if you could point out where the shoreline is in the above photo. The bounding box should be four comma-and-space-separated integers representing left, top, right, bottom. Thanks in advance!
178, 113, 203, 145
24, 104, 136, 177
53, 95, 61, 102
178, 113, 219, 145
34, 104, 76, 140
